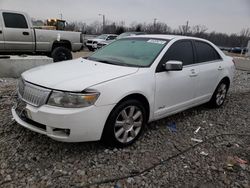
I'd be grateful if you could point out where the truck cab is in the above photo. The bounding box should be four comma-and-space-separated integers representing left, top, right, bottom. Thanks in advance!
0, 10, 35, 52
0, 10, 82, 62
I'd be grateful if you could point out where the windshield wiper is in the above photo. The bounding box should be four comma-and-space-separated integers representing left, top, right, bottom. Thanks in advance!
97, 59, 119, 65
102, 57, 141, 67
88, 57, 125, 66
88, 57, 141, 67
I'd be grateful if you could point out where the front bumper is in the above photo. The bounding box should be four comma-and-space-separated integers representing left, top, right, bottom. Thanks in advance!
12, 102, 115, 142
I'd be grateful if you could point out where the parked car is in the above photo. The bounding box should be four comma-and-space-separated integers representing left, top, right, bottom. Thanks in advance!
97, 32, 145, 49
0, 10, 83, 62
229, 47, 247, 54
86, 34, 117, 51
218, 46, 231, 52
12, 35, 235, 147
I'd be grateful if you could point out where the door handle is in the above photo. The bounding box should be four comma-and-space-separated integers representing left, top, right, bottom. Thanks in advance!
218, 66, 223, 71
189, 74, 198, 77
0, 30, 2, 34
189, 69, 198, 77
190, 69, 195, 73
23, 32, 29, 35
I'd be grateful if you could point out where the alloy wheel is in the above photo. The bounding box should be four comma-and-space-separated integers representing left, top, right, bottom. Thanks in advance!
114, 106, 143, 143
216, 83, 227, 106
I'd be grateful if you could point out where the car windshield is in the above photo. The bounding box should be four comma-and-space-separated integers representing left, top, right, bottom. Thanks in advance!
97, 34, 108, 39
88, 38, 168, 67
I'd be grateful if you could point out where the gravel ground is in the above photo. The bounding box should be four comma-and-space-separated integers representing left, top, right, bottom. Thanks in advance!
0, 70, 250, 188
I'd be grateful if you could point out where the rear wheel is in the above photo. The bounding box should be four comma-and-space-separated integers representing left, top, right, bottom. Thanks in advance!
51, 46, 72, 62
102, 99, 147, 147
87, 46, 94, 52
209, 80, 229, 108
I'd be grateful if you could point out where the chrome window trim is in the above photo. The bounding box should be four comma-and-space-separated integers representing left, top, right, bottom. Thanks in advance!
183, 59, 223, 68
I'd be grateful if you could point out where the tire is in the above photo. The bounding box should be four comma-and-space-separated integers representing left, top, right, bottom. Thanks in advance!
208, 80, 229, 108
87, 46, 94, 52
51, 46, 72, 62
102, 99, 147, 147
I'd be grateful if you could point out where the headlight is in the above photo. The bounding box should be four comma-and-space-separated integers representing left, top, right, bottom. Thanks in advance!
47, 90, 100, 108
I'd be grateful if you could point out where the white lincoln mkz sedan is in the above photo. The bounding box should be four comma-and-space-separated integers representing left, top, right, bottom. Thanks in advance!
12, 35, 235, 147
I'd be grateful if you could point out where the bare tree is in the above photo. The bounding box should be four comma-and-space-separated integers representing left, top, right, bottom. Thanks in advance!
239, 28, 250, 47
178, 21, 191, 35
240, 28, 250, 38
31, 18, 45, 26
62, 18, 249, 48
191, 25, 208, 34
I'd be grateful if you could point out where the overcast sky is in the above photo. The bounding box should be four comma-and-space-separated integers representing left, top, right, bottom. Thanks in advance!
1, 0, 250, 34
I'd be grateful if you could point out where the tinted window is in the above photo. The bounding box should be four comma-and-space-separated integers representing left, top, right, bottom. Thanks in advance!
107, 36, 117, 40
195, 41, 221, 63
159, 40, 194, 70
3, 13, 28, 29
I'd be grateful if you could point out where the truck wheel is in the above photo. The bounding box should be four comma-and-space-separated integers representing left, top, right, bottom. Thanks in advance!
87, 46, 94, 52
51, 47, 72, 62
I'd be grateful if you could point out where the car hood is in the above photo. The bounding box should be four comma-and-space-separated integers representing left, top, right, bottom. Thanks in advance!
92, 39, 105, 42
100, 40, 113, 44
22, 58, 139, 92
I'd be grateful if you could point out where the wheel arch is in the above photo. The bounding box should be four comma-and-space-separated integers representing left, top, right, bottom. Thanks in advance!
101, 93, 150, 142
116, 93, 150, 122
220, 76, 230, 88
52, 40, 72, 51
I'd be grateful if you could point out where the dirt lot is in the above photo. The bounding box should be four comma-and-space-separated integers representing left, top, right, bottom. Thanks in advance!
0, 60, 250, 187
73, 51, 91, 59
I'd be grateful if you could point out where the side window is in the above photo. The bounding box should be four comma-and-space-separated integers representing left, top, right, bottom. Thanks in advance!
3, 12, 28, 29
107, 36, 117, 40
195, 41, 221, 63
157, 40, 194, 72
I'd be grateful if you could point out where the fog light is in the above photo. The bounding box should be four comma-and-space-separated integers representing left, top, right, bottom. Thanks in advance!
53, 128, 70, 136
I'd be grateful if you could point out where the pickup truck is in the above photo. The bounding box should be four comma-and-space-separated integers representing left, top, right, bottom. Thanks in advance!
0, 10, 82, 62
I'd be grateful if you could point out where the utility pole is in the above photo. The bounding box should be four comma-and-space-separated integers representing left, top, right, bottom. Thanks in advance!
59, 13, 63, 20
153, 18, 157, 29
185, 21, 189, 34
99, 14, 106, 33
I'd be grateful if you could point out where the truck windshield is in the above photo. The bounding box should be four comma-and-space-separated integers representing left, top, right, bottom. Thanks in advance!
88, 38, 168, 67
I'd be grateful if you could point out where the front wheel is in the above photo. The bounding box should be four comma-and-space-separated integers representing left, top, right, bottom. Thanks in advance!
208, 81, 229, 108
51, 46, 72, 62
102, 99, 147, 147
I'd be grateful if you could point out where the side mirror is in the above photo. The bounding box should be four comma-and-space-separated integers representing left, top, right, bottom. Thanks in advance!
164, 60, 183, 71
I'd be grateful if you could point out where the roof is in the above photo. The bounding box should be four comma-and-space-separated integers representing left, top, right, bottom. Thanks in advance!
130, 34, 208, 41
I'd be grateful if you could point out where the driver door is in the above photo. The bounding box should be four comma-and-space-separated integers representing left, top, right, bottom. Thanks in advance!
154, 40, 199, 119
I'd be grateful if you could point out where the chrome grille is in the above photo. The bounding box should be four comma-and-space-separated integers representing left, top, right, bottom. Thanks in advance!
18, 79, 51, 107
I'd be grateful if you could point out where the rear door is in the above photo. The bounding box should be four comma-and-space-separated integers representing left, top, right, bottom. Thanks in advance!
154, 40, 199, 119
0, 14, 4, 50
2, 12, 34, 51
193, 40, 223, 102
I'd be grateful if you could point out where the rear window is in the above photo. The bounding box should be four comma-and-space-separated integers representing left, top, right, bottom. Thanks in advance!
195, 41, 221, 63
3, 12, 28, 29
